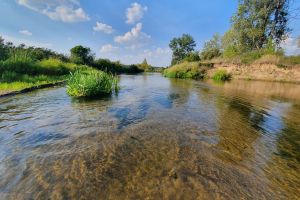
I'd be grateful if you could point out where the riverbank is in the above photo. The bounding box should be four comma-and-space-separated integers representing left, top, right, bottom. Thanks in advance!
164, 60, 300, 83
208, 63, 300, 83
0, 81, 65, 97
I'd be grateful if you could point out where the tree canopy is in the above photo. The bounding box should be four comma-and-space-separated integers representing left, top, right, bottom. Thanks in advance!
169, 34, 196, 65
228, 0, 290, 52
200, 34, 222, 60
70, 45, 94, 65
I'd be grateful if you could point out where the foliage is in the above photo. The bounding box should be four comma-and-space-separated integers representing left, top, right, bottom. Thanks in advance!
70, 45, 94, 65
0, 57, 81, 76
163, 62, 206, 79
66, 70, 119, 97
212, 69, 231, 81
278, 55, 300, 67
230, 0, 290, 51
200, 34, 222, 60
0, 37, 9, 61
0, 37, 67, 62
183, 51, 200, 62
169, 34, 196, 65
92, 58, 143, 74
139, 58, 150, 71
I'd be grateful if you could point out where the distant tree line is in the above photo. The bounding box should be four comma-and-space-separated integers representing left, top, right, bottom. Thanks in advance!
0, 37, 145, 74
169, 0, 293, 65
0, 37, 68, 62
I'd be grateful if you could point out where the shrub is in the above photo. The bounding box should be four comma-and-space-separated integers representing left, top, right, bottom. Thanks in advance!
163, 62, 206, 79
92, 59, 143, 74
212, 69, 231, 81
38, 58, 78, 75
0, 58, 39, 75
66, 70, 119, 97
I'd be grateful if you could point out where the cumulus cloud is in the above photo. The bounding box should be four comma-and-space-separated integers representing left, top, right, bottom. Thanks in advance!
93, 21, 114, 34
17, 0, 89, 23
114, 23, 151, 49
126, 2, 147, 24
100, 44, 119, 53
19, 29, 32, 36
281, 36, 300, 55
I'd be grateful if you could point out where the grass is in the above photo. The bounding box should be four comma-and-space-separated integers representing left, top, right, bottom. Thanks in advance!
0, 57, 94, 95
66, 70, 119, 97
163, 62, 206, 79
212, 69, 231, 81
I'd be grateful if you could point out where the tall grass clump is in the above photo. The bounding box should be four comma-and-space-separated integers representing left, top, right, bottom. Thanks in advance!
212, 69, 231, 81
163, 62, 206, 79
66, 70, 119, 97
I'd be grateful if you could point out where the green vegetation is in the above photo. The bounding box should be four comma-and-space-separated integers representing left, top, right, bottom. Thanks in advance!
70, 45, 94, 65
0, 36, 146, 95
166, 0, 299, 81
163, 62, 206, 79
169, 34, 198, 65
92, 58, 143, 74
212, 70, 231, 81
66, 70, 119, 97
200, 34, 222, 60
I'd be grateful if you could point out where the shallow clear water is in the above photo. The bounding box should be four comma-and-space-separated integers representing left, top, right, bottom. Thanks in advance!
0, 73, 299, 199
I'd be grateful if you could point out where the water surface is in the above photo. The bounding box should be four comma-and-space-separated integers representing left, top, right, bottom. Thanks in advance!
0, 73, 299, 199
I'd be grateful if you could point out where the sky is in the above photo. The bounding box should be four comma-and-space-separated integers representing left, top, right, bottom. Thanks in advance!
0, 0, 300, 67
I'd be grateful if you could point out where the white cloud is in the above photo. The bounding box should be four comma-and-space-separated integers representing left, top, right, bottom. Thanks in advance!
17, 0, 89, 23
93, 21, 114, 34
281, 36, 300, 55
114, 23, 151, 49
19, 29, 32, 36
126, 2, 147, 24
100, 44, 118, 53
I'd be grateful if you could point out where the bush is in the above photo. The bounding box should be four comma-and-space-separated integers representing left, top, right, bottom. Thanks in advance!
92, 59, 143, 74
66, 70, 119, 97
212, 69, 231, 81
0, 58, 39, 75
163, 62, 206, 79
38, 58, 79, 75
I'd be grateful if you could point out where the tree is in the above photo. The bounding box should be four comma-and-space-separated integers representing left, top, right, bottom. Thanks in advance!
169, 34, 196, 65
184, 51, 200, 62
200, 34, 222, 60
70, 45, 94, 65
298, 36, 300, 48
230, 0, 290, 51
140, 58, 150, 71
0, 36, 8, 61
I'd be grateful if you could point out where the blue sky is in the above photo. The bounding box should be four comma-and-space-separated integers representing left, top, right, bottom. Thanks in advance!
0, 0, 300, 66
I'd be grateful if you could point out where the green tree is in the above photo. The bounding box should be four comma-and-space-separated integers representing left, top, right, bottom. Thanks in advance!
140, 58, 150, 71
169, 34, 196, 65
0, 36, 8, 60
184, 51, 200, 62
230, 0, 290, 51
200, 33, 222, 60
70, 45, 94, 65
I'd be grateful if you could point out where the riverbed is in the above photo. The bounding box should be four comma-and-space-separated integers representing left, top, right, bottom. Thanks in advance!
0, 73, 299, 199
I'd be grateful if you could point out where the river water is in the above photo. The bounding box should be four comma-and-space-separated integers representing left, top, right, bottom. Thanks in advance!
0, 73, 299, 199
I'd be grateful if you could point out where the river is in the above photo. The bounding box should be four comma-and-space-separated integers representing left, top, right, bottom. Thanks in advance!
0, 73, 299, 199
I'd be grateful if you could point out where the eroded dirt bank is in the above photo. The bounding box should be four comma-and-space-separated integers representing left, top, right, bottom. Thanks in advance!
207, 63, 300, 83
